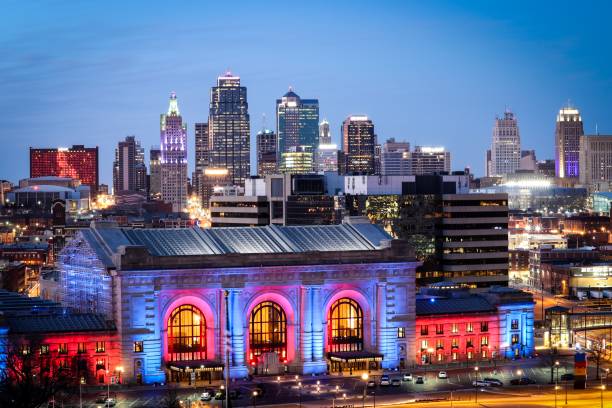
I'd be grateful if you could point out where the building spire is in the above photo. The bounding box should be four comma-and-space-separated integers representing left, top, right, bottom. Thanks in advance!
167, 91, 180, 116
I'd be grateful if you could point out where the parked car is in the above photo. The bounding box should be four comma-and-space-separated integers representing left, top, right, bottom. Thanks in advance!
483, 378, 503, 387
367, 380, 376, 388
200, 391, 213, 401
214, 391, 225, 400
438, 371, 448, 379
560, 373, 574, 381
380, 375, 391, 386
472, 380, 490, 387
402, 373, 413, 381
415, 376, 424, 384
391, 378, 401, 386
510, 377, 536, 385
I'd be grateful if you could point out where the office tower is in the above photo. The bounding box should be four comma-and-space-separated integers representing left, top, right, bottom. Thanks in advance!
341, 115, 376, 175
485, 149, 492, 177
315, 144, 338, 173
30, 145, 99, 191
280, 146, 314, 174
149, 147, 162, 198
193, 122, 210, 198
319, 119, 331, 144
276, 88, 319, 159
537, 159, 555, 178
374, 143, 382, 175
491, 109, 521, 176
579, 134, 612, 190
555, 104, 584, 178
410, 146, 451, 175
520, 150, 537, 171
160, 92, 188, 212
209, 72, 250, 186
112, 136, 146, 194
381, 138, 410, 176
256, 128, 277, 176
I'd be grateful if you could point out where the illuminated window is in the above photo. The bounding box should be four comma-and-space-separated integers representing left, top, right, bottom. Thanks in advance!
250, 301, 287, 358
452, 352, 458, 361
466, 322, 473, 333
436, 324, 444, 335
436, 339, 444, 349
480, 322, 488, 332
451, 323, 458, 334
481, 336, 489, 346
40, 345, 49, 355
397, 327, 405, 338
420, 325, 429, 335
451, 338, 459, 348
511, 319, 519, 330
134, 341, 144, 353
95, 341, 105, 353
21, 345, 31, 355
437, 353, 443, 362
421, 339, 428, 350
481, 350, 488, 358
168, 304, 206, 361
511, 334, 520, 345
328, 298, 363, 353
467, 351, 473, 359
58, 343, 68, 354
77, 343, 86, 354
95, 358, 106, 370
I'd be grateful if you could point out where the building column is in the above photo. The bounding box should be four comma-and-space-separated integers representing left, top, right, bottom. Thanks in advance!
229, 288, 248, 378
300, 286, 313, 363
376, 282, 397, 369
311, 286, 325, 364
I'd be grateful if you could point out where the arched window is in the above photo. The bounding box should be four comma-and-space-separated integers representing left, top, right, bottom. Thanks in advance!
249, 301, 287, 360
167, 304, 206, 361
328, 298, 363, 352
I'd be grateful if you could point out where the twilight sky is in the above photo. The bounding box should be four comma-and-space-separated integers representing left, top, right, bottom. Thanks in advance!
1, 0, 611, 185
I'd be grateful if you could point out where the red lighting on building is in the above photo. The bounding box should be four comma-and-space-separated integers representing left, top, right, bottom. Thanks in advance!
30, 145, 99, 191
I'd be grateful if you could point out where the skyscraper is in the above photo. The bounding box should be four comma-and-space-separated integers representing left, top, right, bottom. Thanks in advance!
381, 138, 410, 176
256, 128, 277, 176
579, 134, 612, 190
555, 104, 584, 178
208, 72, 250, 186
30, 145, 99, 192
341, 115, 376, 175
276, 88, 319, 171
149, 147, 162, 198
113, 136, 146, 194
410, 146, 451, 175
490, 109, 521, 177
194, 122, 210, 196
319, 119, 331, 144
160, 92, 188, 212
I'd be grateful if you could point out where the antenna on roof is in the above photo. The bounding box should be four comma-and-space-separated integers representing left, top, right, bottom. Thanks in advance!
596, 123, 599, 135
261, 113, 267, 131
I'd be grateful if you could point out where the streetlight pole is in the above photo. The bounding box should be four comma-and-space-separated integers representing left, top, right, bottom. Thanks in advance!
362, 372, 369, 408
79, 377, 85, 408
252, 390, 258, 408
298, 381, 302, 408
601, 384, 606, 408
474, 366, 479, 406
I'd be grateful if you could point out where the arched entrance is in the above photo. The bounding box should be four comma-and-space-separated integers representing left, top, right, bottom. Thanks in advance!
249, 301, 287, 374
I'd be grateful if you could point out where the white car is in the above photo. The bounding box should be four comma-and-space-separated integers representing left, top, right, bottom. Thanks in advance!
402, 373, 413, 381
438, 371, 448, 379
380, 375, 391, 386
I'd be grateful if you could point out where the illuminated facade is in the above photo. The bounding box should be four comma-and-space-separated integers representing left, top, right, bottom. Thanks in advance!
410, 146, 450, 175
341, 116, 376, 175
256, 128, 277, 176
555, 105, 584, 178
113, 136, 146, 194
30, 145, 99, 192
160, 92, 188, 212
149, 147, 162, 198
579, 134, 612, 190
415, 287, 534, 364
276, 89, 319, 159
280, 146, 314, 174
56, 223, 418, 383
209, 72, 251, 186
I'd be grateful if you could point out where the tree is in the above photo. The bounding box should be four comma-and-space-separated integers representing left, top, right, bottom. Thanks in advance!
160, 387, 182, 408
0, 335, 72, 408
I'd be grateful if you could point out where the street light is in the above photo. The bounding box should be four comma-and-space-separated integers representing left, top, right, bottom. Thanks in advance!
474, 366, 479, 405
298, 381, 302, 408
601, 384, 606, 408
79, 377, 85, 408
252, 390, 258, 408
555, 385, 560, 408
362, 373, 369, 408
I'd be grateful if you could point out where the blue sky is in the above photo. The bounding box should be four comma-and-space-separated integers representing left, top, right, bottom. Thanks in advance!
1, 0, 611, 184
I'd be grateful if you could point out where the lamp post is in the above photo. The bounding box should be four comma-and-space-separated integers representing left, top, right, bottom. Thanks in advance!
252, 390, 258, 408
601, 385, 606, 408
555, 385, 560, 408
474, 366, 479, 406
79, 377, 85, 408
555, 360, 560, 384
361, 372, 369, 408
298, 381, 302, 408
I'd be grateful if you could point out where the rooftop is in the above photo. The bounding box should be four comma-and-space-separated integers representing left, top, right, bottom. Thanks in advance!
416, 295, 496, 316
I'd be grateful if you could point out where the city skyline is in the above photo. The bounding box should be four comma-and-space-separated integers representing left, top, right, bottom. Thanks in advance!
2, 1, 612, 185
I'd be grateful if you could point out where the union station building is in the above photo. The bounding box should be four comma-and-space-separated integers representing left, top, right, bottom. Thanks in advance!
54, 222, 419, 384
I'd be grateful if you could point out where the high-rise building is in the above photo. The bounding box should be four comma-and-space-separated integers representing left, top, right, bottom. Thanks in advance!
256, 129, 277, 176
341, 115, 376, 175
485, 149, 493, 177
30, 145, 99, 192
381, 138, 410, 176
279, 146, 314, 174
276, 88, 319, 160
491, 109, 521, 176
112, 136, 146, 194
160, 92, 188, 212
209, 72, 250, 186
555, 105, 584, 178
520, 150, 537, 171
149, 147, 162, 198
410, 146, 451, 175
579, 134, 612, 190
319, 119, 331, 145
